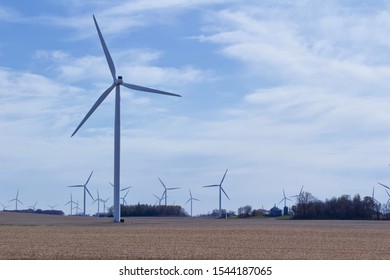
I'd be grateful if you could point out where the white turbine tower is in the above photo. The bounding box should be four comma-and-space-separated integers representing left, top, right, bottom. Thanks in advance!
202, 169, 230, 216
67, 171, 94, 216
71, 15, 181, 223
9, 190, 23, 211
158, 177, 180, 206
185, 189, 200, 217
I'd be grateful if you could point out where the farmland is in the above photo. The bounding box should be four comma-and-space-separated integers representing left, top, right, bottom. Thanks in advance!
0, 212, 389, 259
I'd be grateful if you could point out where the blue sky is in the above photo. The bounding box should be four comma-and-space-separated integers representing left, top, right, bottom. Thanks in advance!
1, 0, 390, 216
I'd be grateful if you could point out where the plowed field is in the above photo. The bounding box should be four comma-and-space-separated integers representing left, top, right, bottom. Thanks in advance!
0, 212, 389, 259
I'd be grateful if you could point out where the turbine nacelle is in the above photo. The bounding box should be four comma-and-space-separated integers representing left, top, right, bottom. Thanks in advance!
115, 76, 123, 85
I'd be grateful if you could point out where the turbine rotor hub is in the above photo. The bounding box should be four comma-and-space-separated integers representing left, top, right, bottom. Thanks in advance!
116, 76, 123, 85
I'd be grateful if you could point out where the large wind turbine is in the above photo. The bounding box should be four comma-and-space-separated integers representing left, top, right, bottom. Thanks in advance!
71, 15, 181, 223
68, 171, 94, 216
158, 177, 180, 206
202, 169, 230, 216
185, 189, 200, 217
9, 190, 23, 211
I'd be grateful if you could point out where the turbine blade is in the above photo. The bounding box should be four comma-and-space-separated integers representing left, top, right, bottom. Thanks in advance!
299, 185, 304, 195
85, 171, 94, 185
193, 198, 201, 201
71, 83, 116, 137
121, 187, 131, 191
93, 15, 116, 80
378, 182, 390, 190
158, 177, 167, 189
68, 185, 84, 188
167, 187, 180, 190
220, 169, 228, 185
221, 187, 230, 200
86, 187, 94, 200
109, 182, 114, 187
185, 198, 191, 205
122, 82, 181, 97
202, 184, 219, 188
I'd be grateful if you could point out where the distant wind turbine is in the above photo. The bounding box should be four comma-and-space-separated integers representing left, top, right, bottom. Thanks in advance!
65, 193, 75, 216
109, 182, 131, 192
153, 193, 164, 206
92, 189, 105, 215
48, 204, 57, 211
279, 189, 292, 208
371, 186, 381, 205
185, 189, 200, 217
121, 190, 129, 206
67, 171, 94, 216
102, 197, 110, 214
1, 202, 9, 211
28, 201, 38, 211
291, 185, 304, 202
70, 15, 181, 223
202, 169, 230, 216
9, 190, 23, 211
158, 177, 180, 206
74, 201, 82, 215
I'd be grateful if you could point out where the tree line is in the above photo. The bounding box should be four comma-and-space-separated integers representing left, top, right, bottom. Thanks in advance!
291, 192, 388, 220
108, 203, 187, 217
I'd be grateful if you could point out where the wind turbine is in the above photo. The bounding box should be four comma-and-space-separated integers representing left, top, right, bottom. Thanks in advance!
28, 201, 38, 211
279, 189, 292, 208
291, 185, 304, 202
153, 193, 164, 205
371, 186, 381, 205
9, 190, 23, 211
158, 177, 180, 206
121, 190, 129, 206
185, 189, 200, 217
109, 182, 131, 192
74, 201, 82, 215
48, 204, 57, 211
67, 171, 94, 216
92, 189, 105, 215
70, 15, 181, 223
65, 193, 75, 216
102, 197, 110, 214
202, 169, 230, 216
1, 202, 9, 211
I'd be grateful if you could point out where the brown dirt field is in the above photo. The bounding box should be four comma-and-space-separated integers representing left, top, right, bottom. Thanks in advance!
0, 212, 389, 260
